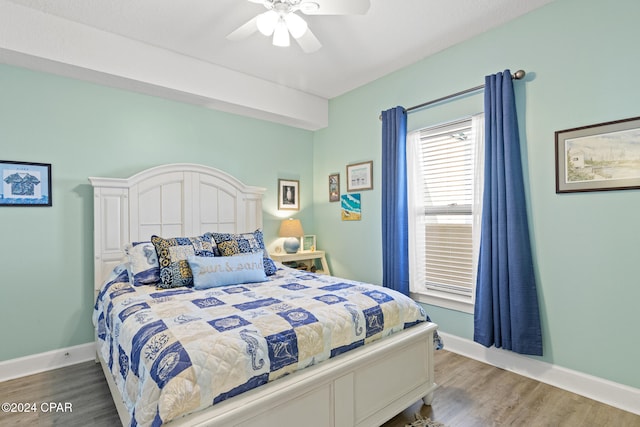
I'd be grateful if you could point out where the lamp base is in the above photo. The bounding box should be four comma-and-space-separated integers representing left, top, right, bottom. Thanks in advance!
283, 237, 300, 254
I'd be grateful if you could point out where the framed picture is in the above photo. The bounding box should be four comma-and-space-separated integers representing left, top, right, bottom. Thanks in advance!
329, 173, 340, 202
301, 235, 316, 252
346, 161, 373, 192
0, 160, 52, 206
278, 179, 300, 210
555, 116, 640, 193
341, 193, 361, 221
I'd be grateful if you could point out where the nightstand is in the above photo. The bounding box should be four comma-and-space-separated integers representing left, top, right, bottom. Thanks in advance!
270, 250, 331, 275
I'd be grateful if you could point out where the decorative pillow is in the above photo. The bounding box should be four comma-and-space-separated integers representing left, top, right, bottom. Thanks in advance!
188, 252, 267, 290
151, 234, 217, 289
124, 242, 161, 286
208, 229, 277, 276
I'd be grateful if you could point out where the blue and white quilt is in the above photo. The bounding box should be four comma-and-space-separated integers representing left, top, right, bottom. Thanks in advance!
94, 264, 432, 426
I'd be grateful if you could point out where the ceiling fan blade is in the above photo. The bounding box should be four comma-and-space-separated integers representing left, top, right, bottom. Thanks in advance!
226, 16, 259, 41
301, 0, 371, 15
294, 28, 322, 53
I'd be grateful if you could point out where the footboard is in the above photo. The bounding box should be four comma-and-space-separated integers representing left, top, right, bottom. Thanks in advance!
100, 321, 437, 427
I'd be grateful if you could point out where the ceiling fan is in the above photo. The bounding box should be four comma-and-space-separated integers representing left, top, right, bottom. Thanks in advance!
227, 0, 371, 53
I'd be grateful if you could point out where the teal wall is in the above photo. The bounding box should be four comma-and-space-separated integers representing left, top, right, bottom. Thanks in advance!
0, 64, 314, 360
2, 0, 639, 393
313, 0, 640, 389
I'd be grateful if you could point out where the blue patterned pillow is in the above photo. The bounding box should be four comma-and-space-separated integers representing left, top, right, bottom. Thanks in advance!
151, 234, 217, 288
208, 229, 277, 276
188, 252, 267, 290
124, 242, 161, 286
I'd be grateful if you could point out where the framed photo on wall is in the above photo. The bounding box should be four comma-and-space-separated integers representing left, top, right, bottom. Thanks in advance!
346, 161, 373, 192
555, 116, 640, 193
278, 179, 300, 210
329, 173, 340, 202
0, 160, 52, 206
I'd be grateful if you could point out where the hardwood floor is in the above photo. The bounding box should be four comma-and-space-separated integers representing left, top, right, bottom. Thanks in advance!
383, 350, 640, 427
0, 360, 120, 426
0, 350, 638, 426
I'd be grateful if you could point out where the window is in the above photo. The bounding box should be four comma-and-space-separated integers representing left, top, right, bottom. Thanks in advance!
407, 114, 484, 313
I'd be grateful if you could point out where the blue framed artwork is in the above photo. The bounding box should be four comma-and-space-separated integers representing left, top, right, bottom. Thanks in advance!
0, 160, 52, 206
341, 193, 361, 221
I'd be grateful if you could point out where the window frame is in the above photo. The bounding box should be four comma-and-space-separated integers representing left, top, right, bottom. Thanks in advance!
407, 114, 484, 314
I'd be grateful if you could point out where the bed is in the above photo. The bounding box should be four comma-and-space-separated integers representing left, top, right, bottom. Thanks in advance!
90, 163, 439, 427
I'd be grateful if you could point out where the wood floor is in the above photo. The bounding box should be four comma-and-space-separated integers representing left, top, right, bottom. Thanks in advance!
0, 350, 638, 426
384, 350, 640, 427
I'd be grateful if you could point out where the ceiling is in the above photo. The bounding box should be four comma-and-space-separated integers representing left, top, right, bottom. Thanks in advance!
0, 0, 554, 130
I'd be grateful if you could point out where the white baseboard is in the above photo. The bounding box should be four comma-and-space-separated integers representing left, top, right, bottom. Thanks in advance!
0, 342, 95, 383
439, 332, 640, 416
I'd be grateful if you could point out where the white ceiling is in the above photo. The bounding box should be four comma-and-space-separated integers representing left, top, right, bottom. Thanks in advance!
0, 0, 554, 130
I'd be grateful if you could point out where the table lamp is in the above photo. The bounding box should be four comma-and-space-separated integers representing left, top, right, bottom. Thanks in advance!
279, 218, 304, 253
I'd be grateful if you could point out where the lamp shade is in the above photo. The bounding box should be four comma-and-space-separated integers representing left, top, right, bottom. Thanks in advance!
272, 18, 290, 47
279, 219, 304, 253
279, 218, 304, 237
257, 10, 278, 36
284, 13, 308, 38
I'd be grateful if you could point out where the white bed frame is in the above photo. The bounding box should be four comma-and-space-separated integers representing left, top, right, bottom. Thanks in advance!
89, 163, 438, 427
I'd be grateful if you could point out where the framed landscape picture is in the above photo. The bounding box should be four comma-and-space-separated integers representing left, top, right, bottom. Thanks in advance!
0, 160, 52, 206
556, 116, 640, 193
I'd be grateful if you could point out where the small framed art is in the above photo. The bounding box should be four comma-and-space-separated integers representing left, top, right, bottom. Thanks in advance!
278, 179, 300, 210
302, 235, 316, 251
329, 173, 340, 202
341, 193, 361, 221
0, 160, 52, 206
555, 116, 640, 193
346, 161, 373, 192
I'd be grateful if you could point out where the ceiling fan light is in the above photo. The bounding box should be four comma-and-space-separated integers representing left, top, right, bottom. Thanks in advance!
273, 18, 290, 47
284, 13, 308, 39
257, 10, 278, 36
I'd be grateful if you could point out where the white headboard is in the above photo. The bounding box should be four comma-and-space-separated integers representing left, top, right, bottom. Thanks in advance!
89, 163, 266, 291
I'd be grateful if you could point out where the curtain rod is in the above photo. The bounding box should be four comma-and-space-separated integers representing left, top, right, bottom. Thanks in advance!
380, 69, 526, 119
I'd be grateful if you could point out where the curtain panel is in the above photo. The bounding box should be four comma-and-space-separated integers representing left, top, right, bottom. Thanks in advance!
381, 106, 409, 295
473, 70, 543, 356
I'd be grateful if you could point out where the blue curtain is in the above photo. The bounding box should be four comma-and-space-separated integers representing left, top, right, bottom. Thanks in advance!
473, 70, 543, 356
381, 106, 409, 295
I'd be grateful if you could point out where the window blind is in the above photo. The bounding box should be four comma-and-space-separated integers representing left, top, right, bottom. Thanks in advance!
415, 119, 475, 296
